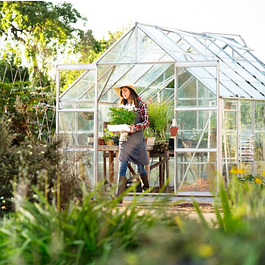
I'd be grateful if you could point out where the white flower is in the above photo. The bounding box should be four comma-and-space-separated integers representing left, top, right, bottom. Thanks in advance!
119, 104, 136, 111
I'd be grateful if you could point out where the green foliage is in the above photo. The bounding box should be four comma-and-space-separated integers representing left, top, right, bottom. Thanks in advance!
0, 115, 84, 217
107, 106, 136, 125
191, 173, 265, 265
147, 100, 173, 142
0, 186, 161, 264
0, 83, 55, 143
0, 1, 87, 85
102, 128, 115, 142
3, 172, 265, 264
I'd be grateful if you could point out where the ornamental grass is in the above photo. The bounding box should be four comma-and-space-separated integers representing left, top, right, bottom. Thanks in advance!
2, 169, 265, 264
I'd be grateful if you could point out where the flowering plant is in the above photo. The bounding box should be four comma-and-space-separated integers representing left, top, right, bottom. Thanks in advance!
231, 166, 265, 185
108, 104, 136, 125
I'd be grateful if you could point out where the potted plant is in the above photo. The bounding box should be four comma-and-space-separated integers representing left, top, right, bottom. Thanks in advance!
144, 127, 156, 146
102, 128, 115, 145
147, 100, 174, 152
170, 118, 179, 136
107, 104, 136, 132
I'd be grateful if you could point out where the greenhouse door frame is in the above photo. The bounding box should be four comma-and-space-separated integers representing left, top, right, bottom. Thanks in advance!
174, 60, 222, 194
56, 64, 98, 186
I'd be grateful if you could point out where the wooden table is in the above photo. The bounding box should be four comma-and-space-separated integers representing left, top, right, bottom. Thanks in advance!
98, 145, 153, 185
149, 150, 171, 191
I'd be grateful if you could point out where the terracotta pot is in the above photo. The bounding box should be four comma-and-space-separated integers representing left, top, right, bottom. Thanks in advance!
98, 138, 105, 145
170, 126, 179, 136
225, 102, 232, 109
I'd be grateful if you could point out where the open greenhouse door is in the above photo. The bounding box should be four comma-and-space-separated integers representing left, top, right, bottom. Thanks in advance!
174, 61, 222, 195
56, 64, 98, 188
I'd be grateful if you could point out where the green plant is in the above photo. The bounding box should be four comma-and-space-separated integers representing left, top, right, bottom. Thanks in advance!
0, 185, 164, 265
102, 128, 115, 142
0, 116, 85, 216
107, 106, 136, 125
147, 100, 173, 142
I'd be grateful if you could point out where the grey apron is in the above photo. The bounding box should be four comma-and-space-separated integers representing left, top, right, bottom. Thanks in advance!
118, 112, 149, 165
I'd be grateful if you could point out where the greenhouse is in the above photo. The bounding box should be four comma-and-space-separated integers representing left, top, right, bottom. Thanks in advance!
56, 22, 265, 196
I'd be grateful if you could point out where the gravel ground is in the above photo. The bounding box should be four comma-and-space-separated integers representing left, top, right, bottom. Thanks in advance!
119, 201, 217, 222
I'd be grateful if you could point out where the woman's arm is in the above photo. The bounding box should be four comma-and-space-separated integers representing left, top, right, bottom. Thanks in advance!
134, 100, 149, 131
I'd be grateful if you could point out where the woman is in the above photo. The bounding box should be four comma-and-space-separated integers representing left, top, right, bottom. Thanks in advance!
113, 83, 150, 200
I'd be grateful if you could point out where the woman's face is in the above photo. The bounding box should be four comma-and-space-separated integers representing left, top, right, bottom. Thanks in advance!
121, 87, 131, 100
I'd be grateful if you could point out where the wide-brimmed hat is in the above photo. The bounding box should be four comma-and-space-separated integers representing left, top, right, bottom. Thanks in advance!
113, 83, 138, 98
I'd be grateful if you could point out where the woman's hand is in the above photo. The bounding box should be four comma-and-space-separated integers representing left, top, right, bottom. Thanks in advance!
128, 125, 135, 133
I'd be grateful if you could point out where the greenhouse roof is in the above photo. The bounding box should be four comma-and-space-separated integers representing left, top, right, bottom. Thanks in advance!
95, 22, 265, 100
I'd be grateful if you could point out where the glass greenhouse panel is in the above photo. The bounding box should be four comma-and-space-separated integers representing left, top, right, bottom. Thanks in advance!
221, 80, 251, 98
177, 111, 216, 148
61, 70, 95, 101
240, 101, 253, 129
150, 87, 174, 103
134, 64, 174, 96
177, 69, 216, 107
254, 131, 264, 162
98, 104, 115, 136
252, 83, 265, 97
238, 81, 263, 98
97, 64, 133, 102
176, 152, 216, 192
61, 150, 95, 188
139, 25, 179, 51
177, 110, 217, 149
138, 30, 173, 62
175, 34, 216, 61
58, 112, 95, 148
255, 101, 265, 131
98, 29, 136, 63
113, 64, 153, 86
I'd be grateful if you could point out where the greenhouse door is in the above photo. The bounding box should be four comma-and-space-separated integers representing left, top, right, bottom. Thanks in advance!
56, 64, 98, 188
173, 61, 222, 194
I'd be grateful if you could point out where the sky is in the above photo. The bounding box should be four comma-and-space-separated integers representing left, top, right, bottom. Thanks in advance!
56, 0, 265, 63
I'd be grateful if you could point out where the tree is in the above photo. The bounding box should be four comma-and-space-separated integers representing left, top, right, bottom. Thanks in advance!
0, 1, 87, 86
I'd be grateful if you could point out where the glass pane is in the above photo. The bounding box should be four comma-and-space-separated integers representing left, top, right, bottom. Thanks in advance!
176, 152, 216, 192
254, 101, 265, 163
59, 112, 95, 147
255, 101, 265, 130
222, 99, 238, 174
177, 68, 216, 107
98, 64, 132, 103
61, 150, 94, 187
61, 70, 95, 101
177, 110, 217, 149
240, 101, 253, 129
98, 29, 136, 63
138, 29, 173, 62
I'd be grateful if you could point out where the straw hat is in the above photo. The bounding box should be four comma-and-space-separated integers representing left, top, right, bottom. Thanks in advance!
113, 83, 138, 98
